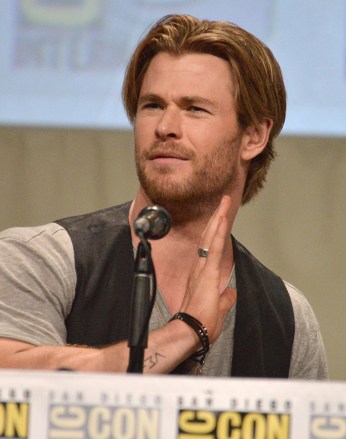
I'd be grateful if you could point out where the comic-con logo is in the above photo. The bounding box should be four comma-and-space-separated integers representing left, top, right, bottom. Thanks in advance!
178, 410, 290, 439
49, 404, 160, 439
0, 402, 29, 438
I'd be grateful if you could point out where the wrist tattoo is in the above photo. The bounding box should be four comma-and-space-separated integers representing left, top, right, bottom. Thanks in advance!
143, 352, 166, 369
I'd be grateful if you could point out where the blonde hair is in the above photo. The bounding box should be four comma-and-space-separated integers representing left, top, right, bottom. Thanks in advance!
122, 14, 286, 204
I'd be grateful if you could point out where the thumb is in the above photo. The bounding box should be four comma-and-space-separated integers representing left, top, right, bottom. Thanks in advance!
219, 287, 237, 318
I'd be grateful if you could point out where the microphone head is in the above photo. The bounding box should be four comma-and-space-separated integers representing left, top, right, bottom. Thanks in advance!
134, 205, 171, 240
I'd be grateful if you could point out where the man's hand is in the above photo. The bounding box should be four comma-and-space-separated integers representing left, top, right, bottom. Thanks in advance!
179, 195, 237, 343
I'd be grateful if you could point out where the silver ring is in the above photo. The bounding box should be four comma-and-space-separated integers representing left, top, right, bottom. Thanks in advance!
198, 247, 209, 258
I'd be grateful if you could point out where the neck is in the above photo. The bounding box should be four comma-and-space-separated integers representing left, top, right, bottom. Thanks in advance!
129, 188, 238, 313
129, 187, 241, 264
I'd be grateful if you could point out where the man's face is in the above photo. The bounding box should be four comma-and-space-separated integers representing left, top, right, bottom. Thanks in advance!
134, 52, 244, 219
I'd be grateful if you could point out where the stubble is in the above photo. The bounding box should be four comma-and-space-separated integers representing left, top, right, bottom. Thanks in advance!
135, 134, 242, 224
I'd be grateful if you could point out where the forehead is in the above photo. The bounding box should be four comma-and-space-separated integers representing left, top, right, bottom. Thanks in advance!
140, 52, 235, 98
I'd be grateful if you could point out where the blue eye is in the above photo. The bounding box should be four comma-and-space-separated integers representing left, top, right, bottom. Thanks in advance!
189, 106, 207, 113
143, 103, 162, 110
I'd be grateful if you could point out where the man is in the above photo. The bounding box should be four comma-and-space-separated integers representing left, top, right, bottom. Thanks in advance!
0, 15, 327, 378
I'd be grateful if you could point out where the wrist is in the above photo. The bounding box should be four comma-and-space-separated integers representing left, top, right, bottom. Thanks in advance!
169, 312, 210, 366
166, 318, 200, 355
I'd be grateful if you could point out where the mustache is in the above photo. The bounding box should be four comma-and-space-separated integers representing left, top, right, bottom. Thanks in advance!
141, 141, 195, 160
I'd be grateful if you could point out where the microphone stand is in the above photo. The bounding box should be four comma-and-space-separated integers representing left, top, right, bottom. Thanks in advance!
127, 204, 171, 373
127, 238, 153, 373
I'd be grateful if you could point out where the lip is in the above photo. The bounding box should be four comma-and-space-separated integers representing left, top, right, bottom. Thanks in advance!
148, 151, 190, 166
150, 156, 189, 166
149, 151, 189, 161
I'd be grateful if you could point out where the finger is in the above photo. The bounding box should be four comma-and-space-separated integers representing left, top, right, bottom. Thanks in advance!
195, 200, 225, 268
199, 196, 232, 251
204, 215, 230, 272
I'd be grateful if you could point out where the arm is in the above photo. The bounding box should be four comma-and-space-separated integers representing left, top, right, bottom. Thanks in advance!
0, 197, 236, 373
0, 318, 199, 372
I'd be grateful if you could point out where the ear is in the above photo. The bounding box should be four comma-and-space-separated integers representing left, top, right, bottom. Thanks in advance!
240, 118, 273, 161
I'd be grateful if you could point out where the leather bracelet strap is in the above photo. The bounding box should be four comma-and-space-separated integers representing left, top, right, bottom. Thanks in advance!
169, 312, 210, 365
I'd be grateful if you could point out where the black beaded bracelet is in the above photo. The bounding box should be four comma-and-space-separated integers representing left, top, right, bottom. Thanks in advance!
169, 312, 210, 365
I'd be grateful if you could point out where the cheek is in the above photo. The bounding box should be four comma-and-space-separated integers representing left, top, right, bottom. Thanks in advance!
134, 118, 155, 145
184, 124, 215, 153
188, 118, 233, 148
192, 132, 224, 157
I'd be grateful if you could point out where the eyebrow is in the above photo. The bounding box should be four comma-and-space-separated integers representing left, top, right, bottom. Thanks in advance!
138, 93, 164, 106
179, 95, 217, 109
138, 93, 218, 109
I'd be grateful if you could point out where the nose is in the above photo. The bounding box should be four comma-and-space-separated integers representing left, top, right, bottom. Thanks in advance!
155, 107, 182, 141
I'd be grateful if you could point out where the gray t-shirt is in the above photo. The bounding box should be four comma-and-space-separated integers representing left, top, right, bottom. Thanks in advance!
0, 222, 328, 379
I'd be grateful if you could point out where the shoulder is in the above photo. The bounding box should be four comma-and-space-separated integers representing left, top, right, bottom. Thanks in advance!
0, 222, 74, 260
284, 281, 319, 327
1, 222, 68, 242
0, 222, 76, 299
284, 281, 328, 379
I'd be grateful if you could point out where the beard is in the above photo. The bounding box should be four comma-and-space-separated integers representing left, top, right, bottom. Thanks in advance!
135, 133, 242, 223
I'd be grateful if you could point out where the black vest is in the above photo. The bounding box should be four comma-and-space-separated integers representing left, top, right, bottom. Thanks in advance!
56, 202, 294, 378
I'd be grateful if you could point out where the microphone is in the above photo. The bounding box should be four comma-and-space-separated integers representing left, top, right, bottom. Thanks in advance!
134, 205, 171, 240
